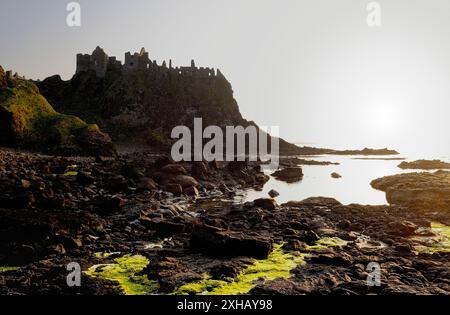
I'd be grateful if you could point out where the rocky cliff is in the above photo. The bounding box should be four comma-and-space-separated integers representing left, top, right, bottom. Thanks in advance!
37, 68, 303, 154
0, 66, 116, 156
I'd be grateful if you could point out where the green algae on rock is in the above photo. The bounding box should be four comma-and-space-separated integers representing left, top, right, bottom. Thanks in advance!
173, 244, 306, 295
412, 222, 450, 253
85, 254, 158, 295
0, 266, 20, 273
304, 237, 348, 251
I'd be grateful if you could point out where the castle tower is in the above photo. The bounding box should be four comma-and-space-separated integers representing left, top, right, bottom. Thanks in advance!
91, 46, 108, 77
191, 59, 195, 68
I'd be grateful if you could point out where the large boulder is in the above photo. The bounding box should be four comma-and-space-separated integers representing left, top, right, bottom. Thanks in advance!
190, 224, 272, 259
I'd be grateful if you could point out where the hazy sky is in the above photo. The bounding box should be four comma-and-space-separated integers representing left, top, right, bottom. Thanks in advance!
1, 0, 449, 156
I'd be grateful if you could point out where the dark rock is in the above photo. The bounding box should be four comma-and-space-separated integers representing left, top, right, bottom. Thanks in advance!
121, 164, 144, 180
268, 189, 280, 198
143, 218, 188, 236
161, 164, 187, 175
184, 186, 199, 197
298, 231, 320, 245
250, 278, 304, 295
271, 167, 303, 183
171, 175, 199, 188
137, 177, 157, 191
77, 171, 95, 185
192, 162, 208, 180
190, 224, 272, 259
253, 198, 278, 210
337, 220, 351, 230
93, 195, 125, 215
308, 252, 353, 266
387, 221, 418, 237
163, 184, 183, 195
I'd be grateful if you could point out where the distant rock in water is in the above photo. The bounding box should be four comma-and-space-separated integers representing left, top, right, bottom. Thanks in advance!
0, 66, 116, 156
398, 160, 450, 170
371, 170, 450, 211
329, 148, 399, 156
279, 156, 339, 167
331, 172, 342, 179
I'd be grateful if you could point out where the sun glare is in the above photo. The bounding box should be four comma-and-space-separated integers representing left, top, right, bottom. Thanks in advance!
364, 104, 398, 134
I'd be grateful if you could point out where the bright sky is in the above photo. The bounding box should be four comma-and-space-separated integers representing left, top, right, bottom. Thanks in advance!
1, 0, 449, 156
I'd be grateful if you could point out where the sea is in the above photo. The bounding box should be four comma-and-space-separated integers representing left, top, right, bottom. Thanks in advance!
238, 147, 450, 206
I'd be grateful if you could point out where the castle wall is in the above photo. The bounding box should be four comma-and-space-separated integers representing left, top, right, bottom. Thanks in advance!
76, 47, 221, 79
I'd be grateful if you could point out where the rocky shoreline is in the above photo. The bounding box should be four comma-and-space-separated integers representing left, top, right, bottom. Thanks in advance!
0, 148, 449, 295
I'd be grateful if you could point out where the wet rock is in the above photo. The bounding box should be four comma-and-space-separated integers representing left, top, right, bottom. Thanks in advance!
161, 164, 187, 175
298, 231, 320, 245
137, 177, 157, 191
308, 252, 353, 266
387, 221, 418, 237
337, 220, 351, 230
190, 224, 272, 259
163, 184, 183, 195
282, 239, 305, 251
395, 244, 413, 254
0, 191, 35, 209
171, 175, 199, 188
93, 195, 125, 215
53, 235, 82, 250
285, 197, 342, 208
184, 186, 199, 197
209, 160, 221, 170
142, 218, 188, 236
77, 171, 95, 185
268, 189, 280, 198
250, 278, 305, 295
192, 162, 208, 180
145, 257, 203, 292
271, 167, 303, 183
108, 175, 128, 191
153, 155, 174, 168
121, 164, 144, 180
253, 198, 278, 210
209, 263, 244, 280
227, 161, 249, 173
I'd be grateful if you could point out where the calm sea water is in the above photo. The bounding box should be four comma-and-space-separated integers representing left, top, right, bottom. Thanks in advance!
239, 152, 450, 206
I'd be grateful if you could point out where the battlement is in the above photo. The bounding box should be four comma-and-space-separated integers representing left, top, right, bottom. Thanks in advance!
75, 46, 223, 79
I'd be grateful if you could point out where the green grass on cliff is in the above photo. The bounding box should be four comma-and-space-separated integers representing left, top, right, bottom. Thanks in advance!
0, 76, 103, 150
